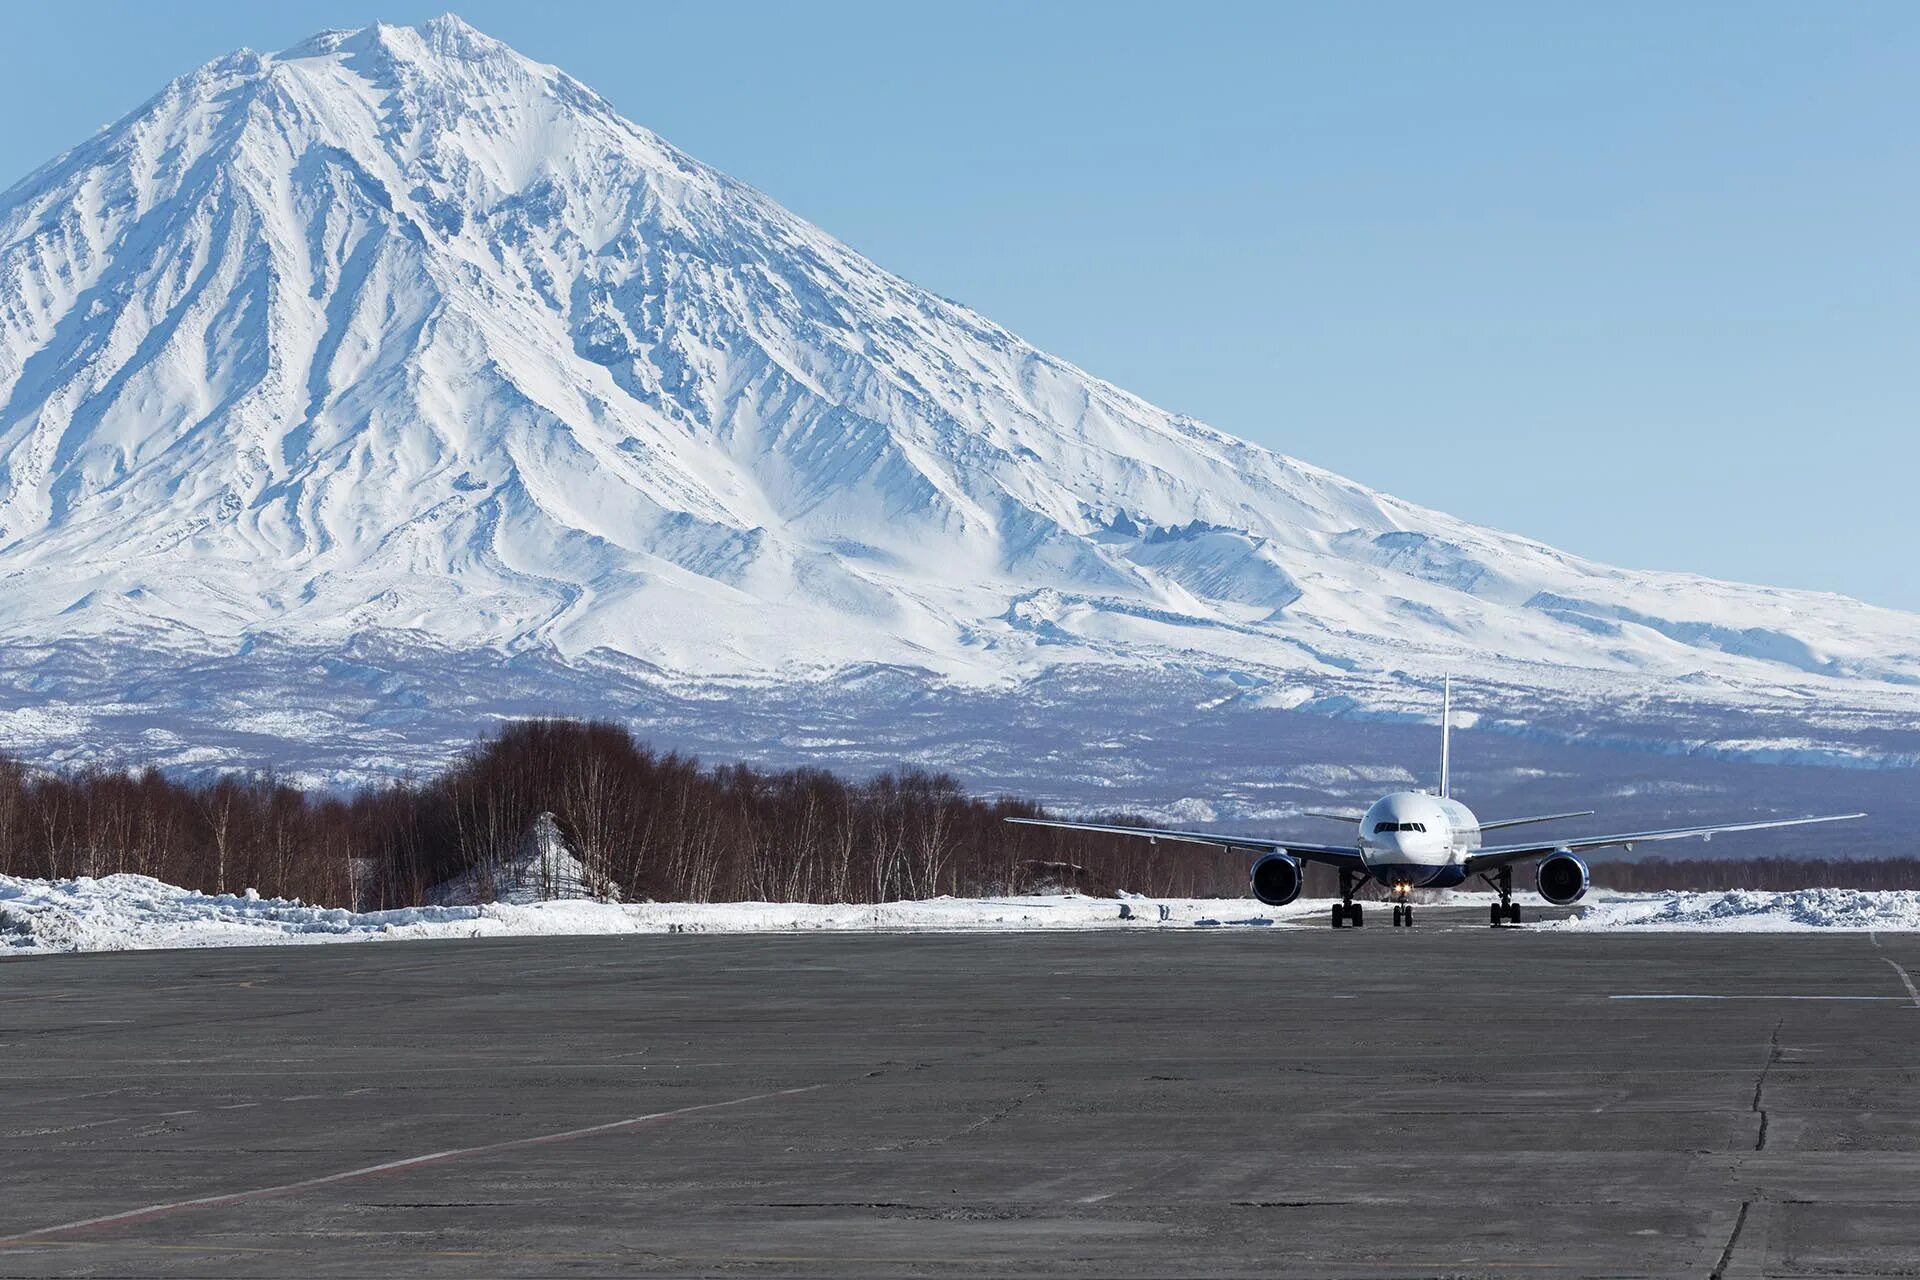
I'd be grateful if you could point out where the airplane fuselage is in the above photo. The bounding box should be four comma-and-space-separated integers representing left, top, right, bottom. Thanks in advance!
1358, 791, 1480, 890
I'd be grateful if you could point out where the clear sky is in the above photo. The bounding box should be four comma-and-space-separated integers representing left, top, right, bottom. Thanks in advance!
2, 2, 1914, 609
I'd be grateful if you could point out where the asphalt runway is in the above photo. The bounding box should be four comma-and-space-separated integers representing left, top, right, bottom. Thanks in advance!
3, 903, 1918, 1278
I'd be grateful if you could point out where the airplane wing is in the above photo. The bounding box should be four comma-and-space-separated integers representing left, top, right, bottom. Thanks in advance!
1476, 809, 1595, 831
1003, 816, 1365, 869
1463, 812, 1865, 876
1303, 810, 1367, 823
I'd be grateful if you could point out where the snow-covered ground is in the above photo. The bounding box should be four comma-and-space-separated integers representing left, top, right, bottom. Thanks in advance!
5, 875, 1920, 955
0, 874, 1330, 955
1546, 888, 1920, 932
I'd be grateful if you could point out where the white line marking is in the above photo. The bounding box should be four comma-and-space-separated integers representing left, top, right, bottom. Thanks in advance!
1610, 995, 1904, 1001
0, 1084, 823, 1244
1882, 959, 1920, 1009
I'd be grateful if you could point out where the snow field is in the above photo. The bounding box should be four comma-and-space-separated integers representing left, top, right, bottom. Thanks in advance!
1543, 887, 1920, 932
0, 874, 1331, 955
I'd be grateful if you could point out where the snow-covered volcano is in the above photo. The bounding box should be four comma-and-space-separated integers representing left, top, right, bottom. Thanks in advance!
0, 16, 1915, 782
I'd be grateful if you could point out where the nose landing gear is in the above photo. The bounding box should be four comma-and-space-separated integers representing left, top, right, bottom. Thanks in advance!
1391, 899, 1415, 927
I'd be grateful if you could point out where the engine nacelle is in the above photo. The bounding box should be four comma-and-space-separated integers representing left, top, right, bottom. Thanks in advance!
1535, 851, 1590, 905
1250, 853, 1304, 906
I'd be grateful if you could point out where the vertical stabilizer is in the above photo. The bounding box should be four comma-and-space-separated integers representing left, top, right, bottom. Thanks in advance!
1440, 676, 1452, 799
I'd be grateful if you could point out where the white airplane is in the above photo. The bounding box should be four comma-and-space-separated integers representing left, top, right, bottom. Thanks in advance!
1006, 680, 1865, 928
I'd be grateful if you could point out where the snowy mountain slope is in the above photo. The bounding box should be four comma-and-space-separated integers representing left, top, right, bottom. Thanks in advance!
0, 15, 1915, 773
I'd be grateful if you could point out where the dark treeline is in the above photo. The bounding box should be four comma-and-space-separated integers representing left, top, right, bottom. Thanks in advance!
0, 721, 1910, 907
0, 720, 1244, 907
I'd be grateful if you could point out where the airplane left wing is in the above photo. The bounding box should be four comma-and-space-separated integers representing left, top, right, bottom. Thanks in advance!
1463, 812, 1865, 875
1003, 817, 1365, 869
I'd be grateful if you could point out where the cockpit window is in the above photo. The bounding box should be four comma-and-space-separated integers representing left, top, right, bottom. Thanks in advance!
1373, 821, 1429, 833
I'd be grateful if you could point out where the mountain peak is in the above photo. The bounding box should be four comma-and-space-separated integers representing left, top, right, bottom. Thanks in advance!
280, 13, 514, 62
416, 11, 495, 42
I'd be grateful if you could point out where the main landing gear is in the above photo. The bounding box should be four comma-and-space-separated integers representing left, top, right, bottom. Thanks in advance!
1330, 867, 1367, 928
1481, 865, 1522, 927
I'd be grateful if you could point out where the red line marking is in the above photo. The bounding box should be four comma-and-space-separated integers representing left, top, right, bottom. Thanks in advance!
0, 1084, 823, 1243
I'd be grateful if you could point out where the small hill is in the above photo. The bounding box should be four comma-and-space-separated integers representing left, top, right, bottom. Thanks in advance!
427, 812, 616, 906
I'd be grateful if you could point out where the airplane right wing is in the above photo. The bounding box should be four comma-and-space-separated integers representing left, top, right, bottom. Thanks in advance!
1476, 809, 1594, 831
1463, 812, 1865, 875
1003, 816, 1365, 869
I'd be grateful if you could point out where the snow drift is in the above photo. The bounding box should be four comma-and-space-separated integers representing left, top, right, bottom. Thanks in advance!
1547, 888, 1920, 932
6, 873, 1920, 956
0, 873, 1327, 955
0, 15, 1915, 780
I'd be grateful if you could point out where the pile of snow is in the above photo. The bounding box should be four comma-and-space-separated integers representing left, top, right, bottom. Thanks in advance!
0, 873, 1331, 956
11, 873, 1919, 955
1549, 889, 1920, 932
427, 812, 613, 906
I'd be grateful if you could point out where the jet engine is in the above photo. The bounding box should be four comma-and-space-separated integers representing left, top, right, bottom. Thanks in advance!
1250, 853, 1304, 906
1535, 851, 1590, 905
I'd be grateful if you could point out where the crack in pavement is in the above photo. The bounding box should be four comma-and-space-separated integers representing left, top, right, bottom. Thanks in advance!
1881, 958, 1920, 1009
1710, 1199, 1751, 1280
1751, 1018, 1783, 1152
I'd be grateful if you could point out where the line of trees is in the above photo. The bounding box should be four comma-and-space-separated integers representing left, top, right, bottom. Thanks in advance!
0, 720, 1245, 907
0, 720, 1911, 907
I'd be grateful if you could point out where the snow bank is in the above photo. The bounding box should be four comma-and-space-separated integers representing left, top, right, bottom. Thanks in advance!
11, 875, 1918, 955
1546, 888, 1920, 932
0, 874, 1331, 956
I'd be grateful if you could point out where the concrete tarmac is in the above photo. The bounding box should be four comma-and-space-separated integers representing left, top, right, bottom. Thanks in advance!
2, 904, 1918, 1277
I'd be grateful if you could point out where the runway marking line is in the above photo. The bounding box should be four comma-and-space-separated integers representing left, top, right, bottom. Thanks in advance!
1609, 994, 1904, 1001
0, 1083, 824, 1245
1881, 959, 1920, 1009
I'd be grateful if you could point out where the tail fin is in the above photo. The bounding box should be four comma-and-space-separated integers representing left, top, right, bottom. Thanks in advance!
1439, 676, 1452, 799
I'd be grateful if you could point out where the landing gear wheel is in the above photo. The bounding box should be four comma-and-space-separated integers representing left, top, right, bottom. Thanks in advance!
1403, 905, 1414, 927
1331, 904, 1346, 929
1487, 865, 1519, 927
1347, 903, 1364, 928
1391, 905, 1404, 927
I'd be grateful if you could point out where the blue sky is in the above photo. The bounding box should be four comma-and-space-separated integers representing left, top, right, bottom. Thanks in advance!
2, 2, 1914, 608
